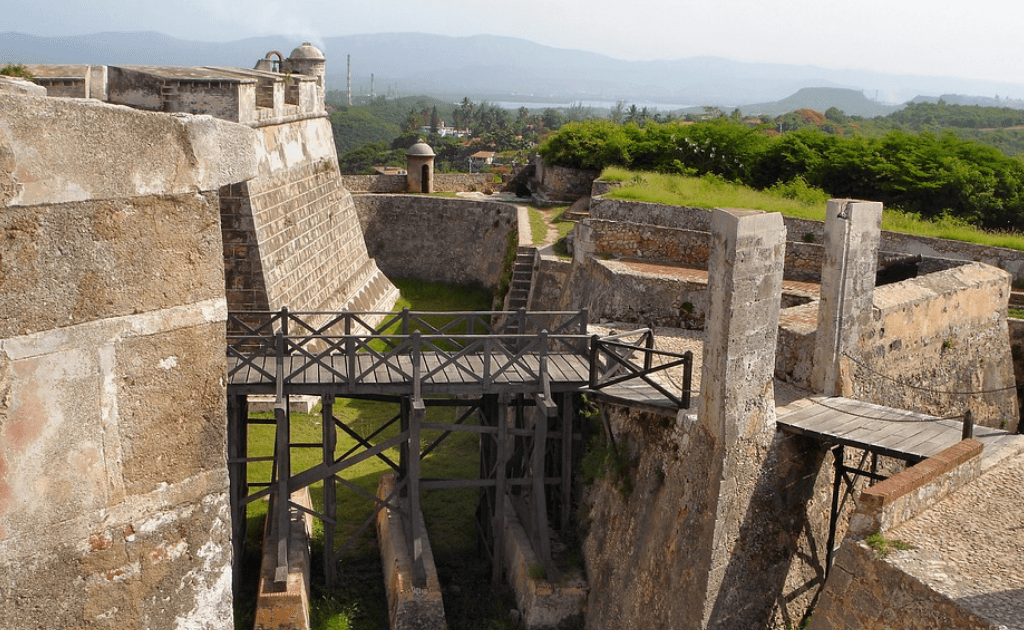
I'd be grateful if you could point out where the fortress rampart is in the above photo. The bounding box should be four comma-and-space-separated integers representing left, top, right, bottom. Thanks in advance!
354, 195, 517, 291
0, 93, 255, 630
1, 45, 396, 630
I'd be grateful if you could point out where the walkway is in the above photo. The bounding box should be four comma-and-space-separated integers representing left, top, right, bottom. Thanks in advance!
776, 396, 1014, 463
887, 435, 1024, 629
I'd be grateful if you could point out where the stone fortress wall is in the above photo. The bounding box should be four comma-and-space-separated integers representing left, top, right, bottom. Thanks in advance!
0, 92, 254, 630
353, 194, 518, 291
549, 188, 1019, 430
590, 193, 1024, 282
2, 43, 397, 630
340, 172, 500, 194
31, 50, 398, 319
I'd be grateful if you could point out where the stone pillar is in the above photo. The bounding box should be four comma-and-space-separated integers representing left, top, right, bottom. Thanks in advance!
811, 199, 883, 396
699, 208, 786, 628
700, 209, 786, 447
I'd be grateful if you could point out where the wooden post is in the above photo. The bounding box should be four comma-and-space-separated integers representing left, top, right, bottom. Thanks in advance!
682, 350, 694, 409
409, 397, 426, 586
273, 402, 290, 583
644, 327, 655, 372
321, 394, 337, 587
345, 315, 355, 395
825, 445, 844, 578
532, 396, 554, 566
560, 393, 573, 532
962, 409, 974, 440
227, 393, 248, 595
492, 393, 509, 584
409, 331, 426, 586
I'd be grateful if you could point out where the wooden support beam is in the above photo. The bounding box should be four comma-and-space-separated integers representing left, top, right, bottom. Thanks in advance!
492, 393, 509, 584
273, 402, 290, 584
321, 394, 337, 587
227, 394, 248, 595
560, 393, 573, 532
409, 396, 426, 587
532, 394, 557, 566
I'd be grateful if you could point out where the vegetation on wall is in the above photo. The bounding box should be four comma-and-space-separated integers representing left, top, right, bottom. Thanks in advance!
0, 64, 35, 81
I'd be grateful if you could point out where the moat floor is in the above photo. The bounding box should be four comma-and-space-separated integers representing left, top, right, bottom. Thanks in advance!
887, 435, 1024, 630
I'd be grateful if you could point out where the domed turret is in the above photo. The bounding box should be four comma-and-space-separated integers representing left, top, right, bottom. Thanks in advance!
407, 139, 436, 193
284, 42, 326, 104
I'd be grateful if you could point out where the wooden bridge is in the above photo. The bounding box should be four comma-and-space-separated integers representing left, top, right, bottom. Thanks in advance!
225, 308, 694, 588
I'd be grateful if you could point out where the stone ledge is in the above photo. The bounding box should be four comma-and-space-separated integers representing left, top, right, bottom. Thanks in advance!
375, 474, 446, 630
850, 439, 983, 536
501, 495, 587, 629
254, 487, 314, 630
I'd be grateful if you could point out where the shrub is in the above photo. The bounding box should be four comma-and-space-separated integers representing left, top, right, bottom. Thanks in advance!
0, 64, 35, 82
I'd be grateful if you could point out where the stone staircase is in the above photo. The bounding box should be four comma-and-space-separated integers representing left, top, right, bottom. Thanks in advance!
506, 246, 536, 313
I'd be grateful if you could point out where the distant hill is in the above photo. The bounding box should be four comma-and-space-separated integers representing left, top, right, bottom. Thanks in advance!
737, 87, 901, 117
909, 94, 1024, 110
3, 31, 1024, 108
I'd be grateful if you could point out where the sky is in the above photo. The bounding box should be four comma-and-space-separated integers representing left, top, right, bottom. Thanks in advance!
5, 0, 1024, 87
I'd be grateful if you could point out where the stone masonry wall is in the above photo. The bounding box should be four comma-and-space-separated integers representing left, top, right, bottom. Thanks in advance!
339, 173, 499, 194
534, 157, 599, 201
0, 93, 255, 630
850, 262, 1018, 429
576, 218, 826, 282
808, 541, 999, 630
556, 257, 708, 328
221, 116, 398, 315
354, 195, 517, 290
582, 373, 832, 629
591, 195, 1024, 282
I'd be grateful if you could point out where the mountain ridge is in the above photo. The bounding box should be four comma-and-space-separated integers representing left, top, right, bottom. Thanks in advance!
3, 31, 1023, 109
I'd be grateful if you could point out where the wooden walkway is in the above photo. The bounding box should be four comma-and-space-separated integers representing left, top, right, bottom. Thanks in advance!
777, 396, 986, 463
226, 352, 592, 396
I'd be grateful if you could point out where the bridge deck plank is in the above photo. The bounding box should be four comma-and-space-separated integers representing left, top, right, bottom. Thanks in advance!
776, 397, 978, 462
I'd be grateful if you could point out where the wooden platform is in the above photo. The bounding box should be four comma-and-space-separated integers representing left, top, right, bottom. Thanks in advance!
227, 352, 592, 396
584, 383, 695, 415
776, 396, 999, 462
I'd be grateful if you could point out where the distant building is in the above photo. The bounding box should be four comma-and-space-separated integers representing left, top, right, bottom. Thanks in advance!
469, 151, 496, 171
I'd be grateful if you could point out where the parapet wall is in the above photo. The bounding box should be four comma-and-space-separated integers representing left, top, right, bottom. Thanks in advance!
808, 442, 993, 630
576, 218, 826, 282
533, 157, 599, 201
555, 257, 708, 328
0, 93, 253, 630
851, 262, 1018, 429
591, 194, 1024, 282
354, 195, 517, 290
339, 173, 499, 194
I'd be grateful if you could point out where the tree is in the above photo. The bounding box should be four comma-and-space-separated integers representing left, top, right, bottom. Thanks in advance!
430, 105, 439, 134
609, 100, 626, 124
825, 107, 849, 124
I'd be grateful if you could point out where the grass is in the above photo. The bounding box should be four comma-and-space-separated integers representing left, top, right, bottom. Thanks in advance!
865, 531, 915, 559
528, 206, 548, 245
600, 167, 1024, 252
527, 204, 573, 248
234, 278, 515, 630
1009, 306, 1024, 319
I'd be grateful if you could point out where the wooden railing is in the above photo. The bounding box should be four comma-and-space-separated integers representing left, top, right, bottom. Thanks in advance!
588, 328, 694, 409
226, 308, 591, 390
227, 309, 693, 409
